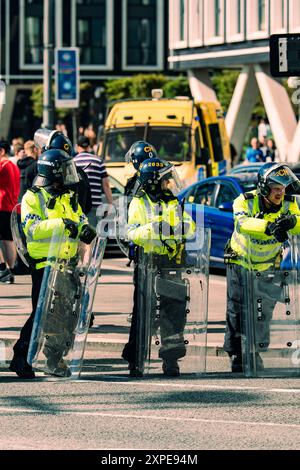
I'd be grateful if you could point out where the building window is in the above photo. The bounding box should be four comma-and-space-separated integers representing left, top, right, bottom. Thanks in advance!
215, 0, 221, 36
180, 0, 185, 40
281, 0, 285, 28
75, 0, 106, 65
123, 0, 163, 69
258, 0, 266, 31
23, 0, 43, 65
237, 0, 241, 33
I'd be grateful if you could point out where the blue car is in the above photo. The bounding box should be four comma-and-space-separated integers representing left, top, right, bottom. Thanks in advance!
229, 162, 264, 175
178, 174, 258, 268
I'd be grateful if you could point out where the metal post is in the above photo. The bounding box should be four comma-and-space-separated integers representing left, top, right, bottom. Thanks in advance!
43, 0, 54, 129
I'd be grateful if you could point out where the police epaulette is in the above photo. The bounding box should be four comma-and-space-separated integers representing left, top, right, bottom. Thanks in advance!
28, 186, 41, 194
284, 194, 295, 202
243, 192, 254, 200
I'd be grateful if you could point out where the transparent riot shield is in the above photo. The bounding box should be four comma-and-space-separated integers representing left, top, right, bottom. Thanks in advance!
136, 227, 210, 376
114, 195, 130, 257
10, 204, 30, 267
241, 235, 300, 377
27, 226, 107, 379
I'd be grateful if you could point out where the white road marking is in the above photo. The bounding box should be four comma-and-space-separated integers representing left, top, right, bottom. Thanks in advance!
0, 405, 298, 430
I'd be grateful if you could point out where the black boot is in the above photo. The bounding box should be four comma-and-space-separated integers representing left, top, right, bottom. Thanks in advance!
230, 354, 243, 373
9, 353, 35, 379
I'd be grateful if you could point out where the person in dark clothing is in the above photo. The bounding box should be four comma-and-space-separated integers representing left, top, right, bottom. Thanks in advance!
17, 140, 38, 202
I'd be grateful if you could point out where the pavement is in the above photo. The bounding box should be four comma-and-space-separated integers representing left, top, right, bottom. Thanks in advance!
0, 258, 227, 363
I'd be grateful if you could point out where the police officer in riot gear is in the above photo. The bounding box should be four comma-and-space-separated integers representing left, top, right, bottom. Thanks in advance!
9, 148, 96, 379
224, 162, 300, 373
34, 128, 92, 215
122, 157, 195, 377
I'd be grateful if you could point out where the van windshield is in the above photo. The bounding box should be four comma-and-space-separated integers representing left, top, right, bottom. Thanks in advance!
103, 127, 191, 163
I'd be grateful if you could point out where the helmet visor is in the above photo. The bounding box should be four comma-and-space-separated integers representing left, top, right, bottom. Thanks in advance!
157, 165, 183, 195
34, 129, 59, 150
63, 159, 79, 185
268, 165, 300, 193
125, 149, 131, 164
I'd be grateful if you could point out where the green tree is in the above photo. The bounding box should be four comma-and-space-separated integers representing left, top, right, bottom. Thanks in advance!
30, 82, 93, 120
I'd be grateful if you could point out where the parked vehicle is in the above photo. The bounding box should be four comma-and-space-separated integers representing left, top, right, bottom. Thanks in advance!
229, 162, 264, 175
98, 89, 231, 188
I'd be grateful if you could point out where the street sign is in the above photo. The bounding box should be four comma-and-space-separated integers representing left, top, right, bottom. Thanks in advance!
270, 34, 300, 77
55, 47, 79, 108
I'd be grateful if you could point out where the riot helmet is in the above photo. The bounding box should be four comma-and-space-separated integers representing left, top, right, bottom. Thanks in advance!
34, 128, 73, 156
137, 158, 182, 195
125, 141, 157, 170
257, 162, 300, 197
35, 149, 79, 187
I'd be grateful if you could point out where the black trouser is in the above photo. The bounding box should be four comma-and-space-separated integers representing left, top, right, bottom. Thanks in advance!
224, 263, 277, 357
122, 256, 187, 366
122, 264, 139, 364
13, 268, 45, 356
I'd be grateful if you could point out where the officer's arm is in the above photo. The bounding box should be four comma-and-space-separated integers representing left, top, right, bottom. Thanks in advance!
183, 210, 196, 239
76, 203, 89, 234
288, 200, 300, 235
127, 198, 155, 246
234, 194, 268, 237
21, 192, 65, 240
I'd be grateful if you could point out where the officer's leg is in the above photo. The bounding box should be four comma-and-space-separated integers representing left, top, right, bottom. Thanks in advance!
9, 268, 45, 378
158, 274, 187, 377
122, 263, 144, 377
43, 272, 79, 376
224, 264, 246, 372
254, 279, 277, 369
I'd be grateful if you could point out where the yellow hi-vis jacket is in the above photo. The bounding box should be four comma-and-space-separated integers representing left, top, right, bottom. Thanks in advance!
21, 186, 88, 269
127, 190, 195, 259
229, 190, 300, 271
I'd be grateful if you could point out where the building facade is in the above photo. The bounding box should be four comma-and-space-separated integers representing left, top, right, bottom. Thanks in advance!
0, 0, 169, 140
168, 0, 300, 162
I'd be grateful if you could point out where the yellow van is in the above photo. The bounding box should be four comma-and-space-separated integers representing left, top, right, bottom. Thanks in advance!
98, 91, 231, 188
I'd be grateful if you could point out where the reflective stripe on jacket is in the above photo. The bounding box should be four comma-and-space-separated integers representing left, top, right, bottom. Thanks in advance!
229, 190, 300, 270
21, 187, 88, 269
127, 191, 195, 259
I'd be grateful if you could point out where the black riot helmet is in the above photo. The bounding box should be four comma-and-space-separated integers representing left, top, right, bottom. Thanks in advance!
125, 141, 157, 170
137, 157, 182, 195
34, 149, 79, 187
34, 128, 73, 156
257, 162, 300, 197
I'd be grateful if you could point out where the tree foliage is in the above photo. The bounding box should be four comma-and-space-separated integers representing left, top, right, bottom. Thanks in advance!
30, 82, 93, 119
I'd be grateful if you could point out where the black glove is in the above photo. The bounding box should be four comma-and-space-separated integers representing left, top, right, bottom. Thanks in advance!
152, 221, 174, 237
80, 224, 97, 244
265, 222, 288, 243
63, 218, 78, 239
276, 214, 297, 231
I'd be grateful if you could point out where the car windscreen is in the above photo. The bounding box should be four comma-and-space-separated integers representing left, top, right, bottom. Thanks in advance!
103, 127, 191, 163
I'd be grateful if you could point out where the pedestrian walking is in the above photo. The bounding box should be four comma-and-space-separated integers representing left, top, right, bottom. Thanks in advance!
0, 140, 20, 284
74, 136, 113, 226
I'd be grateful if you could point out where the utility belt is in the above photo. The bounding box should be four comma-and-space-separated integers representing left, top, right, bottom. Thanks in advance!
224, 240, 283, 270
